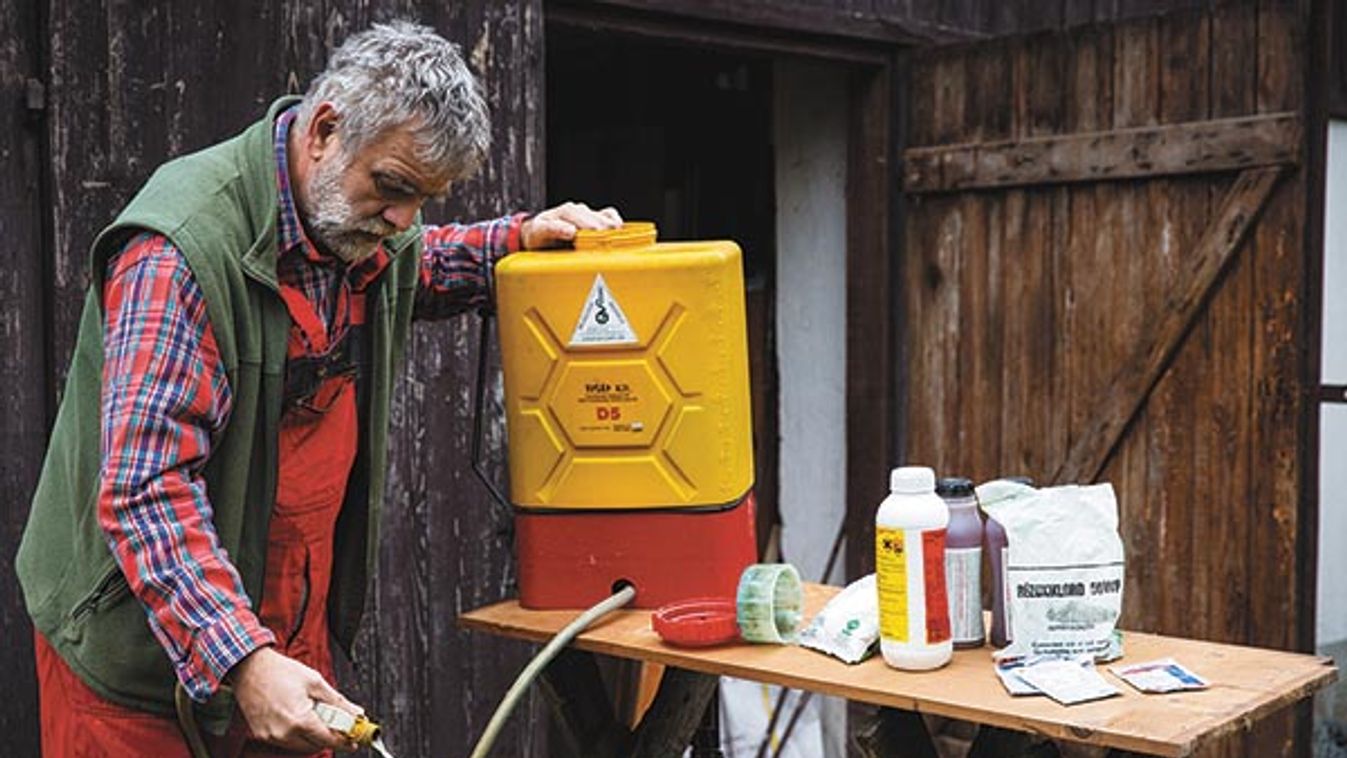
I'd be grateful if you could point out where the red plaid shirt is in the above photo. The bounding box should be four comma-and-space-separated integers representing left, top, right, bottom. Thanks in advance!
99, 107, 523, 700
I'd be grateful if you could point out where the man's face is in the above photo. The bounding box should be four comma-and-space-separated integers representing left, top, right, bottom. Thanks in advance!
301, 118, 451, 263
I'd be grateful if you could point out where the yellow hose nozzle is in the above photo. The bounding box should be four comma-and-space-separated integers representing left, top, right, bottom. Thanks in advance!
313, 701, 382, 746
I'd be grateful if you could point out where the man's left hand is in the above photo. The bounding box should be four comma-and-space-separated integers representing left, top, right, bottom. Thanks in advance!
520, 201, 622, 249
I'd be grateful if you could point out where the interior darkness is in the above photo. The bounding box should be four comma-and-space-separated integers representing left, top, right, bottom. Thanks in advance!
546, 25, 780, 558
545, 26, 776, 285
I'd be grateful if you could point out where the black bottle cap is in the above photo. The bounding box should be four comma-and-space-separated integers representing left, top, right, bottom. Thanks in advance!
936, 476, 974, 497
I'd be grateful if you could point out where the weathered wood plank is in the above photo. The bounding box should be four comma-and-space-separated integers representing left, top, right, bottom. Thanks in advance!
902, 50, 939, 479
845, 61, 892, 580
997, 30, 1061, 483
1053, 167, 1283, 486
998, 183, 1035, 478
1243, 2, 1309, 754
1098, 18, 1157, 635
957, 41, 1006, 482
1147, 9, 1208, 639
0, 0, 48, 753
1038, 28, 1075, 486
902, 112, 1300, 193
1061, 23, 1113, 506
911, 53, 968, 474
1245, 0, 1303, 653
1203, 0, 1257, 651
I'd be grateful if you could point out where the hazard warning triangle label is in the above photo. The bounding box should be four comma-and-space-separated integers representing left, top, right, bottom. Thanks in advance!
569, 273, 638, 346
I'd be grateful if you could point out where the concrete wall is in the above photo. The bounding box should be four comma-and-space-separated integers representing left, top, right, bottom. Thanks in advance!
1319, 120, 1347, 651
774, 60, 849, 587
1317, 121, 1347, 748
774, 56, 849, 758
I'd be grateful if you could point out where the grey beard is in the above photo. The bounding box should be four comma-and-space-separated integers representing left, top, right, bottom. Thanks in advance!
304, 160, 393, 263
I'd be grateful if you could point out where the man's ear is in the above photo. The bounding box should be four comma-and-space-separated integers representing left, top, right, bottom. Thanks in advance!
305, 102, 340, 162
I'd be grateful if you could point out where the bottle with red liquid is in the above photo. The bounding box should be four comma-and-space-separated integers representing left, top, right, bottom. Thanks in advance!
938, 477, 984, 648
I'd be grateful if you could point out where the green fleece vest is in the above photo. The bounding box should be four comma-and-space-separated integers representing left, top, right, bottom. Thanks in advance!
16, 97, 422, 732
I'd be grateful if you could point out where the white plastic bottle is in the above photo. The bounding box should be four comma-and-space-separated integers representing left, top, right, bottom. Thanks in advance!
875, 466, 952, 670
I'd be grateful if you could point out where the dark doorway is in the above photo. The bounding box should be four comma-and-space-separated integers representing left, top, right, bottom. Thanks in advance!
546, 24, 780, 556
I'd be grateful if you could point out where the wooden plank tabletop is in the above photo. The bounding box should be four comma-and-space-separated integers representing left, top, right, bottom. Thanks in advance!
460, 583, 1338, 757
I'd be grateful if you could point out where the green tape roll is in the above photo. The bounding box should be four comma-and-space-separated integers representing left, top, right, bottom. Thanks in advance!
736, 563, 804, 644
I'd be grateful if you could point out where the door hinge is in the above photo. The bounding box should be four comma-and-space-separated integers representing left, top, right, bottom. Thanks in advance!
25, 78, 45, 114
1321, 384, 1347, 404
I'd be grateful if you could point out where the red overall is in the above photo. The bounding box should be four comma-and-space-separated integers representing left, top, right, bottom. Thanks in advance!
37, 281, 365, 758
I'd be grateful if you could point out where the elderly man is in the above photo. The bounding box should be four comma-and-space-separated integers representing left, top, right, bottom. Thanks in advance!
16, 20, 618, 756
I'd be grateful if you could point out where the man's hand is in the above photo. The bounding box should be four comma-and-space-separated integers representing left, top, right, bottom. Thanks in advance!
520, 201, 622, 249
230, 646, 363, 753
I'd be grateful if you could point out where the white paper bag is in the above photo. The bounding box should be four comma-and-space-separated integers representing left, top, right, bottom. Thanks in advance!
978, 481, 1125, 661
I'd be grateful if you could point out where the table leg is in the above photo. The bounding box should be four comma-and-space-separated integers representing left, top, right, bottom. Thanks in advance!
690, 687, 723, 757
539, 649, 719, 758
628, 665, 720, 756
967, 726, 1062, 758
852, 707, 941, 758
537, 649, 629, 758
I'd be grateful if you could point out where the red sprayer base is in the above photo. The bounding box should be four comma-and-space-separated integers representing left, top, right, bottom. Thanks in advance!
515, 492, 757, 609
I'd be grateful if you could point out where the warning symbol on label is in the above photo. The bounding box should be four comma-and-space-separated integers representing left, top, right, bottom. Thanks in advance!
569, 274, 638, 346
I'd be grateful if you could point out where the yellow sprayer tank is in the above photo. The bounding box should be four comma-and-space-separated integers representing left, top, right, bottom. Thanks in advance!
496, 222, 758, 608
496, 221, 754, 509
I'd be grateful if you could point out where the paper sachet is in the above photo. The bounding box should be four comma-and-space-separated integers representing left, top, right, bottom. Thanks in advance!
797, 574, 879, 664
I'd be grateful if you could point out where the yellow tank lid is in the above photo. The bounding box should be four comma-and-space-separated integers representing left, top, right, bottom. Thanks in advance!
573, 221, 658, 251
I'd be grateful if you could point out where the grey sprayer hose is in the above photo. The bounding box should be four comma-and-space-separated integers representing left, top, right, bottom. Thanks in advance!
176, 682, 212, 758
468, 584, 638, 758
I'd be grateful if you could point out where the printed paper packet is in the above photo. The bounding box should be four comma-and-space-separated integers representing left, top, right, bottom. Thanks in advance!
1109, 658, 1209, 693
995, 654, 1120, 705
797, 574, 879, 664
1014, 658, 1120, 705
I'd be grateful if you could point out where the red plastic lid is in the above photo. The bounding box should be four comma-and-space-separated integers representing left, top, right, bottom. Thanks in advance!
652, 598, 739, 647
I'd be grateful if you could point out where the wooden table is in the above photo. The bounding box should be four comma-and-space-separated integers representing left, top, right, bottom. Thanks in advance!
461, 583, 1337, 757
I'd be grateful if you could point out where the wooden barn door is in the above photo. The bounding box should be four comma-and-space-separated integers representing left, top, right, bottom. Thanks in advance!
900, 3, 1314, 753
26, 3, 548, 755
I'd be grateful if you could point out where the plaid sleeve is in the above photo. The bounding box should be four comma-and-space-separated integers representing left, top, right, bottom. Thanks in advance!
413, 212, 526, 320
99, 232, 275, 702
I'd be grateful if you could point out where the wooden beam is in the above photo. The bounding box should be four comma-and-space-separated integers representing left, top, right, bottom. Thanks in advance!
537, 650, 630, 758
547, 3, 895, 64
539, 650, 717, 757
552, 0, 965, 48
847, 61, 895, 582
627, 665, 718, 757
1052, 166, 1285, 485
853, 708, 940, 758
966, 726, 1057, 758
903, 112, 1299, 193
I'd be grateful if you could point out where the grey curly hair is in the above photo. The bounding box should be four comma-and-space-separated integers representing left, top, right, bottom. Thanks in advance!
297, 20, 490, 180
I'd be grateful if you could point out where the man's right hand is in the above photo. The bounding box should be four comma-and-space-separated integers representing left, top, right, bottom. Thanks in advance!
230, 646, 363, 752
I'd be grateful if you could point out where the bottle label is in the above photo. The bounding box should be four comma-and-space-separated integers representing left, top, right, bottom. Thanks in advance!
945, 547, 983, 644
923, 530, 950, 644
875, 527, 909, 642
876, 527, 950, 645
